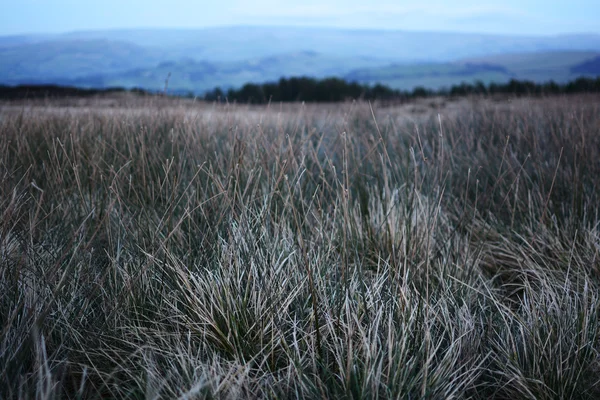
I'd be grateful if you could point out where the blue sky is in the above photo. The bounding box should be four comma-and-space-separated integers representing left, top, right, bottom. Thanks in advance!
1, 0, 599, 36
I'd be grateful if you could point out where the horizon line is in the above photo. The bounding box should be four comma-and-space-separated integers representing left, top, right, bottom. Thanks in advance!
2, 24, 600, 39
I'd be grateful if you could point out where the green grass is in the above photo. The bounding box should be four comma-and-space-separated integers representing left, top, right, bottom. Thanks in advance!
1, 94, 599, 399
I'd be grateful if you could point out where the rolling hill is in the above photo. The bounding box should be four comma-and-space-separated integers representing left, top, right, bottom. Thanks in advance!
54, 27, 600, 62
343, 52, 600, 90
70, 51, 600, 94
90, 52, 390, 93
0, 39, 163, 85
1, 27, 600, 93
572, 56, 600, 74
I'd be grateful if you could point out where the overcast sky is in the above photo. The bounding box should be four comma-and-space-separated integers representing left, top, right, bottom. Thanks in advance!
1, 0, 599, 36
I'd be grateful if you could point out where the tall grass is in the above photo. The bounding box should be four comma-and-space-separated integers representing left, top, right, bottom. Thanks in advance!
1, 95, 599, 399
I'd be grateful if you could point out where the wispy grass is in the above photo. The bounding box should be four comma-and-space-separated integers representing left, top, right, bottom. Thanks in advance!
1, 95, 599, 399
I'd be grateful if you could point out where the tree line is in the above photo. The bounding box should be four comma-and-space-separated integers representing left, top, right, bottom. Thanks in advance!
204, 76, 600, 103
0, 84, 148, 100
2, 76, 600, 102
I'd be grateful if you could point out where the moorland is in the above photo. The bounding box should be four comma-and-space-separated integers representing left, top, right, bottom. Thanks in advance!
1, 93, 599, 398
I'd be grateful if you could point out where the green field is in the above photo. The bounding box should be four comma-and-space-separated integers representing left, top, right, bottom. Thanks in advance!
1, 95, 600, 398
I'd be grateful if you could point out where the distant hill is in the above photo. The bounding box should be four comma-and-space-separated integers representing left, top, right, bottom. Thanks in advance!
54, 27, 600, 62
97, 52, 386, 93
3, 51, 599, 94
9, 52, 389, 94
1, 27, 600, 92
572, 56, 600, 74
0, 39, 163, 84
343, 51, 600, 90
344, 63, 511, 90
460, 51, 599, 82
0, 34, 61, 48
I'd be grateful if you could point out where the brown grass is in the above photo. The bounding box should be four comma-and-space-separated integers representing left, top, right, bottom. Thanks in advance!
1, 94, 599, 399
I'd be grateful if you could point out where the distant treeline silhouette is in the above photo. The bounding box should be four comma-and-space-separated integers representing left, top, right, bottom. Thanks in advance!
204, 76, 600, 103
0, 85, 149, 100
1, 76, 600, 102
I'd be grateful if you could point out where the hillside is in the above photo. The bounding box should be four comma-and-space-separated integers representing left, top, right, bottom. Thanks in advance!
572, 56, 600, 74
55, 27, 600, 62
93, 52, 389, 93
344, 51, 600, 90
0, 39, 163, 85
1, 27, 600, 92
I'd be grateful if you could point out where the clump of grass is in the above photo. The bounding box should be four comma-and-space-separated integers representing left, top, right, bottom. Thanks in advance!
1, 95, 599, 398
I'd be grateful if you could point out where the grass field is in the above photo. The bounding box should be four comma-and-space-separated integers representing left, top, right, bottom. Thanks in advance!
1, 94, 599, 399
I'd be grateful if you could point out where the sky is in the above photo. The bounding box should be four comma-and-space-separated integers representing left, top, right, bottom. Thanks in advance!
1, 0, 599, 36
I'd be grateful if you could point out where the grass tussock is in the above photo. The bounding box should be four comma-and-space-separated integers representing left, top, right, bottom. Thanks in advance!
1, 95, 600, 399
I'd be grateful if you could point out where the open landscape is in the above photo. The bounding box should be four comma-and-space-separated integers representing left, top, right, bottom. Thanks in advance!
3, 0, 600, 398
1, 93, 599, 398
2, 27, 600, 94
